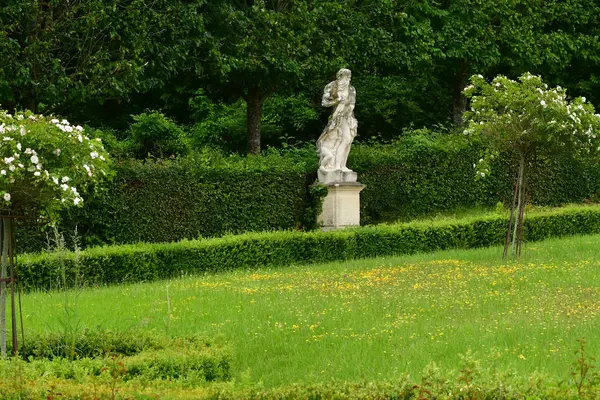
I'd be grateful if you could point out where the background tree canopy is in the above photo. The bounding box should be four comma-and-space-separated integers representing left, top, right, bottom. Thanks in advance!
1, 0, 599, 154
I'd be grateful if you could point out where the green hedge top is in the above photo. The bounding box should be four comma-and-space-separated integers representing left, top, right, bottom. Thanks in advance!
18, 204, 600, 291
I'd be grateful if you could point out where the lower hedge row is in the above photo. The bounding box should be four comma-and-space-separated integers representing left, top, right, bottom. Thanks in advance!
19, 205, 600, 290
1, 362, 597, 399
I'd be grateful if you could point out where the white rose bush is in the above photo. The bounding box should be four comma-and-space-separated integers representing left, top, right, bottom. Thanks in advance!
0, 110, 110, 214
0, 108, 110, 357
462, 73, 600, 257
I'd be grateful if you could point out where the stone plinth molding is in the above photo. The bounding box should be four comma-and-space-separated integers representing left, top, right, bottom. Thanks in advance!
317, 182, 365, 231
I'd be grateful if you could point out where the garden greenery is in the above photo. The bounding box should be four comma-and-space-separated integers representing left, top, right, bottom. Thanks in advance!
463, 73, 600, 256
11, 129, 599, 253
0, 110, 110, 215
18, 205, 600, 290
0, 109, 111, 358
463, 73, 600, 178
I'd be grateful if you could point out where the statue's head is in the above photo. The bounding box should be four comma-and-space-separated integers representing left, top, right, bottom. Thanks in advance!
336, 68, 352, 82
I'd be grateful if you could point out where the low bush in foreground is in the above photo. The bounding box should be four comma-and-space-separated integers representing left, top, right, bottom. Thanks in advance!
1, 359, 600, 399
18, 205, 600, 290
0, 329, 231, 395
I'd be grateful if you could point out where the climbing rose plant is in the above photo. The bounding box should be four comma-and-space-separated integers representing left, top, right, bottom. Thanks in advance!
0, 109, 110, 215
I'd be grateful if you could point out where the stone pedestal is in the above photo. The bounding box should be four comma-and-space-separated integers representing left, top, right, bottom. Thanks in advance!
317, 182, 365, 231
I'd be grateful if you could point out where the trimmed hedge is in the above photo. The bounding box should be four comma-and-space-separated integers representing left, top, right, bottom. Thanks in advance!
2, 332, 232, 388
17, 148, 324, 251
351, 133, 600, 224
18, 205, 600, 290
206, 379, 594, 400
18, 132, 600, 252
0, 364, 594, 399
15, 134, 600, 253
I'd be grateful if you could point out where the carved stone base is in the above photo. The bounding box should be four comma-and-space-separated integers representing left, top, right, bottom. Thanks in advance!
317, 182, 365, 231
318, 168, 357, 184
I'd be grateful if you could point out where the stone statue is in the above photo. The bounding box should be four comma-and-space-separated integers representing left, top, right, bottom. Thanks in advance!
317, 68, 358, 184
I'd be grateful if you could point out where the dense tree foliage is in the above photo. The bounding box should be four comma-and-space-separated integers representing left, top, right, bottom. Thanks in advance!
1, 0, 599, 154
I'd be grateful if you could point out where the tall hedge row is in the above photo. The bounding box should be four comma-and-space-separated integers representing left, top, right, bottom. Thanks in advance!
18, 205, 600, 290
351, 133, 600, 224
18, 150, 324, 250
17, 133, 600, 251
78, 155, 321, 244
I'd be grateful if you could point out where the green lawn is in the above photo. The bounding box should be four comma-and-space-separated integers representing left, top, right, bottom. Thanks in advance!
20, 233, 600, 387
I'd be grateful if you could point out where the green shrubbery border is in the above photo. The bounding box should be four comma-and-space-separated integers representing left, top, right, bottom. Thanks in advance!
18, 132, 600, 253
18, 205, 600, 290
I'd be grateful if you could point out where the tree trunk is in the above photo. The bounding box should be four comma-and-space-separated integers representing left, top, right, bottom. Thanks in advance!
511, 152, 527, 257
0, 217, 8, 358
246, 86, 263, 155
503, 179, 519, 259
452, 67, 468, 126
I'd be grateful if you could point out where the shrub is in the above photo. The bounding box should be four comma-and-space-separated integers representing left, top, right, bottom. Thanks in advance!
351, 132, 482, 223
10, 329, 232, 382
19, 329, 163, 360
129, 111, 191, 158
15, 129, 600, 252
351, 131, 600, 225
17, 205, 600, 290
0, 110, 111, 215
189, 92, 248, 152
17, 148, 321, 250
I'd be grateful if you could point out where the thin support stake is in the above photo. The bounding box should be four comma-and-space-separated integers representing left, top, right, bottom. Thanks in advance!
8, 220, 17, 356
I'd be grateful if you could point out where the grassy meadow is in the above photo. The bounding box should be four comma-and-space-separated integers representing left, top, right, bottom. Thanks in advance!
17, 233, 600, 389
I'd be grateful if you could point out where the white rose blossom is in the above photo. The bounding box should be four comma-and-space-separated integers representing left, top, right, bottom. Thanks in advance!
1, 112, 108, 207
